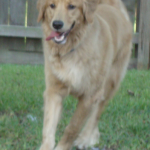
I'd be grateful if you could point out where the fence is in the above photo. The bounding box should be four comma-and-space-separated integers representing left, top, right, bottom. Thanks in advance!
0, 0, 150, 69
0, 0, 43, 65
132, 0, 150, 69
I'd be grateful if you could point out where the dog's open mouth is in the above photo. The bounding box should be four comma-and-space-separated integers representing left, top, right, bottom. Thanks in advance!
46, 22, 75, 44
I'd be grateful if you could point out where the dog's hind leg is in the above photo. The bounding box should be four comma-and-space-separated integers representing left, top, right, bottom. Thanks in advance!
74, 98, 106, 149
74, 104, 100, 149
74, 43, 132, 149
54, 96, 95, 150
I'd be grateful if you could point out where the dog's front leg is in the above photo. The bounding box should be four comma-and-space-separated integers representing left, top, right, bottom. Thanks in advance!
55, 97, 93, 150
40, 89, 64, 150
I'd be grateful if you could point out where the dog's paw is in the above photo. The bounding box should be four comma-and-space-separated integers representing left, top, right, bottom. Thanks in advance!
54, 144, 71, 150
74, 127, 100, 149
75, 147, 100, 150
90, 147, 100, 150
39, 141, 54, 150
39, 144, 50, 150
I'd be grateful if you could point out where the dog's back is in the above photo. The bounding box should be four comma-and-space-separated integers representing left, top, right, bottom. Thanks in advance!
100, 0, 130, 21
97, 4, 132, 51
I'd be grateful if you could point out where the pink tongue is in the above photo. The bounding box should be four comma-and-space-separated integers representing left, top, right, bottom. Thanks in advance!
46, 31, 60, 41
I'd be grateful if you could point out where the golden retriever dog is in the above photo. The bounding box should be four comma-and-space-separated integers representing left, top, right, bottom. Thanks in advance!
37, 0, 132, 149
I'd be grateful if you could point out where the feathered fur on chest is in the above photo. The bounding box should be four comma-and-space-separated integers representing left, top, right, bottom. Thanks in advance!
48, 48, 102, 94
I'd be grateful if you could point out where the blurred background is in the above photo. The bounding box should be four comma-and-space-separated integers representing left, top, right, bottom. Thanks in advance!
0, 0, 150, 150
0, 0, 149, 69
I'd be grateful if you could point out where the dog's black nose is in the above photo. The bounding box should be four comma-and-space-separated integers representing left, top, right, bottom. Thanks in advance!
53, 21, 64, 30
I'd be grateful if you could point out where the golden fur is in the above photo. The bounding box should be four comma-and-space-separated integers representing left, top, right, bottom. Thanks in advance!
37, 0, 132, 149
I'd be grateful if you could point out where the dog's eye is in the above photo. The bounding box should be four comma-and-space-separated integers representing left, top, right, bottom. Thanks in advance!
68, 4, 76, 10
50, 4, 55, 9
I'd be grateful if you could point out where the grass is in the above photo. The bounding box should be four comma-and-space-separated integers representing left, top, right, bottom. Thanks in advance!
0, 64, 150, 150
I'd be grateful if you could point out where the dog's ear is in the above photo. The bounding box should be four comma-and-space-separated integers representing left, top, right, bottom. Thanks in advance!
37, 0, 46, 22
83, 0, 99, 23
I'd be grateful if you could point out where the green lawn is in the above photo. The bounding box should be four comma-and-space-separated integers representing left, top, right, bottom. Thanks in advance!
0, 65, 150, 150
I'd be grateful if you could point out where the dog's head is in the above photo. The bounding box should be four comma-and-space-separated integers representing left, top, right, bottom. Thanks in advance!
37, 0, 99, 45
